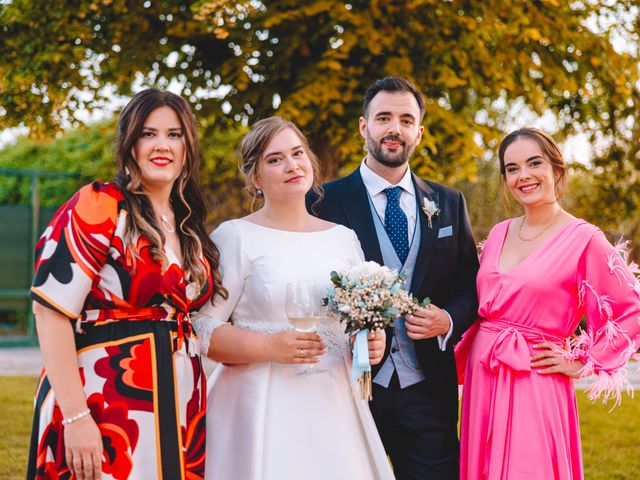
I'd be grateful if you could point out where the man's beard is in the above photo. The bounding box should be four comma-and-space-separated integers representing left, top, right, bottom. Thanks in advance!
367, 133, 417, 168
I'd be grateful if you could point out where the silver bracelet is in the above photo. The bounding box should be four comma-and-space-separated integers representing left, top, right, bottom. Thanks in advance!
61, 408, 91, 426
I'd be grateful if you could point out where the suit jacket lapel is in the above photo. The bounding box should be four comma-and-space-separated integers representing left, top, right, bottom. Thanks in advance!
338, 170, 384, 265
410, 175, 439, 294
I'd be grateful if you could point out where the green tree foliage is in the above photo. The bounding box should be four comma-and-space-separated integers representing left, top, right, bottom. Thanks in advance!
0, 1, 231, 136
0, 122, 116, 206
198, 119, 250, 225
2, 1, 638, 178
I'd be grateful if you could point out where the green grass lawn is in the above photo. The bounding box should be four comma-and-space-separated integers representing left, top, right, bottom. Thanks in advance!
1, 376, 638, 479
580, 393, 640, 479
0, 376, 36, 480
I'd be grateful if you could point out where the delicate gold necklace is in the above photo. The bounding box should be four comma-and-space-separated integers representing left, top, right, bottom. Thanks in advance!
518, 210, 562, 242
158, 212, 175, 233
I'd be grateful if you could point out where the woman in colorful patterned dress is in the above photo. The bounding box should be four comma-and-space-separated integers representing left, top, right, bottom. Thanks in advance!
456, 127, 640, 479
26, 89, 225, 480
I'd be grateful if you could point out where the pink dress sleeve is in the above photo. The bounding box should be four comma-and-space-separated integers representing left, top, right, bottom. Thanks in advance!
571, 229, 640, 406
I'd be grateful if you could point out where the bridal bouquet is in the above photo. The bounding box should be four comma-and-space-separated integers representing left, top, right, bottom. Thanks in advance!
325, 261, 428, 400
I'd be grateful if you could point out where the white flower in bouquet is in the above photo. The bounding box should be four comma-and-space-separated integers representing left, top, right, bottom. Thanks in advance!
346, 261, 383, 280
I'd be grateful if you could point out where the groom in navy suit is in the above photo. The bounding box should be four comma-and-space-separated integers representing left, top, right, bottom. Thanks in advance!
308, 77, 479, 479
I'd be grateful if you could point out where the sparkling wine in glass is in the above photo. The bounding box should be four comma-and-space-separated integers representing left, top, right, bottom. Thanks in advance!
285, 280, 324, 374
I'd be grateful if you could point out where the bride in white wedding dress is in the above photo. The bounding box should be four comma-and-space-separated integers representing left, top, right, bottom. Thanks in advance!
192, 117, 395, 480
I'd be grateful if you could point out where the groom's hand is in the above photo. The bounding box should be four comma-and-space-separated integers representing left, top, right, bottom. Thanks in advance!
405, 305, 451, 340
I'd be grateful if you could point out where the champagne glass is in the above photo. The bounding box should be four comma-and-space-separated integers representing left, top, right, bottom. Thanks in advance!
285, 280, 325, 374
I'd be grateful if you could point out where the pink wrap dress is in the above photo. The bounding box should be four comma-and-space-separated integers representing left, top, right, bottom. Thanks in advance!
457, 218, 640, 480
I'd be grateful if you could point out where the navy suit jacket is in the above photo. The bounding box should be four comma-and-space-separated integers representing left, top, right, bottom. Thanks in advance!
308, 168, 479, 416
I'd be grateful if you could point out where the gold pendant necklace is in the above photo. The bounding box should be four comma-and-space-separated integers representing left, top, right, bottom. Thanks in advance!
518, 210, 562, 242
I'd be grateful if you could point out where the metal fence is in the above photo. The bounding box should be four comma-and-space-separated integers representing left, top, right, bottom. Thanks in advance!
0, 168, 80, 346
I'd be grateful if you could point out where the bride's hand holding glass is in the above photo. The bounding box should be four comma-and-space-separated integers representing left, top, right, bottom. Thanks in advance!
268, 331, 325, 364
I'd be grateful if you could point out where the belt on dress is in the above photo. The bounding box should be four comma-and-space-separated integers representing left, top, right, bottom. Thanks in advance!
78, 306, 194, 353
478, 318, 566, 374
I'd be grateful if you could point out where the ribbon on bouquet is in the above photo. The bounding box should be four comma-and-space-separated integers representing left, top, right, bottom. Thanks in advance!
350, 328, 371, 383
351, 329, 373, 400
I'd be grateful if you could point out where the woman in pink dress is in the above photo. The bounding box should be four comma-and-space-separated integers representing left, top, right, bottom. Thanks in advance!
457, 127, 640, 480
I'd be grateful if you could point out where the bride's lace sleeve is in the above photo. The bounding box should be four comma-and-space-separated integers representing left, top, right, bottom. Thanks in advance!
192, 221, 248, 356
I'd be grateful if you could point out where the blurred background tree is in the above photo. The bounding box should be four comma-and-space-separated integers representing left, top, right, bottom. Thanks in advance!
1, 0, 639, 247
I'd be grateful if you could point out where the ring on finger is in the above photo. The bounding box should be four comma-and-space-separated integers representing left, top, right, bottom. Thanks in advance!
298, 348, 305, 357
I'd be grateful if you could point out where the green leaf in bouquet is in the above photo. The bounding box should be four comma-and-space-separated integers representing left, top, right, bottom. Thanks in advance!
412, 296, 431, 308
330, 271, 342, 286
383, 308, 400, 318
420, 297, 431, 307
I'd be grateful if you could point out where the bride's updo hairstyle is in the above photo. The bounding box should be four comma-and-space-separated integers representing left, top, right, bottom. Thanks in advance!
239, 116, 323, 205
497, 127, 568, 199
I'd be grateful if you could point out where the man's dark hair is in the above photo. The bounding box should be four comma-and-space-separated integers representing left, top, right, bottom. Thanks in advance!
362, 76, 426, 121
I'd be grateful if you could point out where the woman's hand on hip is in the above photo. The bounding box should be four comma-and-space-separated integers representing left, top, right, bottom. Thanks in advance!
531, 342, 584, 378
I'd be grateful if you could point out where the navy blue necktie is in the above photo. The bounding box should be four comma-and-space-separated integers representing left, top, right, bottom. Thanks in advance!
384, 187, 409, 264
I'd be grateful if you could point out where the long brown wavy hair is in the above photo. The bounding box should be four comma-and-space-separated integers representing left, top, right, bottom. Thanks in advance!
115, 89, 227, 300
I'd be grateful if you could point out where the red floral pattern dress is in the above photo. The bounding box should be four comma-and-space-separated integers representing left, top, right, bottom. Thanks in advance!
26, 182, 213, 480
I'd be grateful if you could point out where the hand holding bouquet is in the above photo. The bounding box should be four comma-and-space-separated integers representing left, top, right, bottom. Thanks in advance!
324, 261, 429, 399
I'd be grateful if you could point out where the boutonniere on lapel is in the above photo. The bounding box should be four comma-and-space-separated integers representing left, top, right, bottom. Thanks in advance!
421, 198, 440, 228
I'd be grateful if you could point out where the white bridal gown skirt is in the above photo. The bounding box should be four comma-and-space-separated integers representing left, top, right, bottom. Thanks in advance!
205, 352, 395, 480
